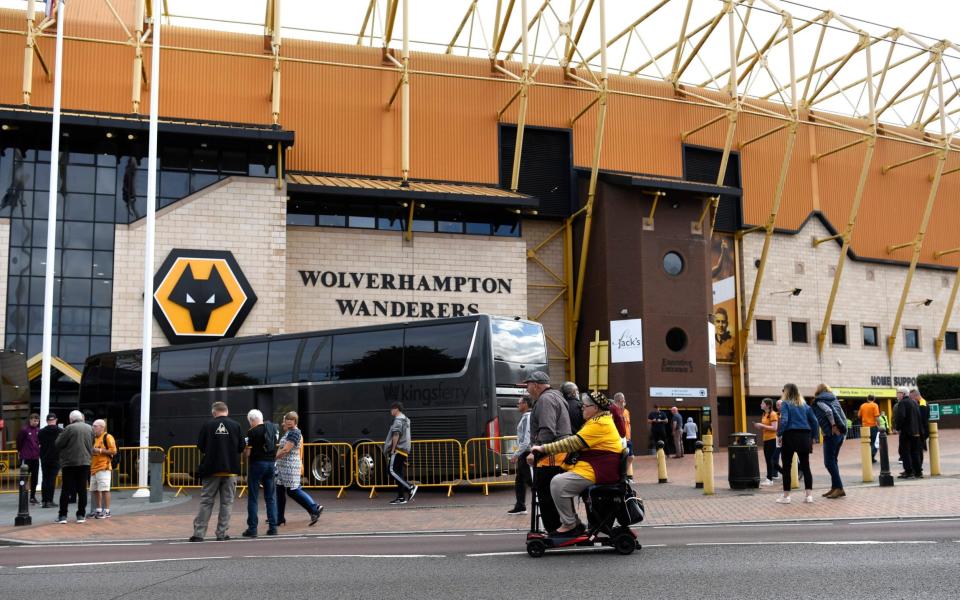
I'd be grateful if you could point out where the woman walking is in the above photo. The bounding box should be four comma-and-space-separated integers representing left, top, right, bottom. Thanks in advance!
274, 412, 323, 526
753, 399, 781, 486
775, 384, 820, 504
811, 383, 847, 498
683, 417, 698, 455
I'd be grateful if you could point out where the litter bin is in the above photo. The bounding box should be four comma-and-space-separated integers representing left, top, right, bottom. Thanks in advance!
728, 433, 760, 489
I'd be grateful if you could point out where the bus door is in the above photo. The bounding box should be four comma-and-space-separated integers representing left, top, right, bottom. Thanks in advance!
255, 387, 296, 425
495, 386, 528, 456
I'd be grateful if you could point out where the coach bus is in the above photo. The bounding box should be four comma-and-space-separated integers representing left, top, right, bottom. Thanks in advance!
78, 315, 546, 482
0, 349, 29, 451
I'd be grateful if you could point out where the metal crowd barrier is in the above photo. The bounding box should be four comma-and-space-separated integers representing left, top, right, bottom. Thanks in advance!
166, 445, 248, 497
110, 446, 165, 490
0, 450, 19, 494
353, 439, 463, 498
300, 442, 353, 498
463, 435, 518, 495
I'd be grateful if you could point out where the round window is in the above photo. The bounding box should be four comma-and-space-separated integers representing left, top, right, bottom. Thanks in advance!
665, 327, 688, 352
663, 251, 684, 276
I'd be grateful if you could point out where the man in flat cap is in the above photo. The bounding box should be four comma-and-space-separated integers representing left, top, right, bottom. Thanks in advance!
524, 371, 571, 534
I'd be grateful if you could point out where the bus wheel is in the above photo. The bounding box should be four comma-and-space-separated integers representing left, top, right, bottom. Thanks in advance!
310, 448, 339, 485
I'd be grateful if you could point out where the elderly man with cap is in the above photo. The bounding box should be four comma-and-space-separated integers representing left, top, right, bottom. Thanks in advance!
524, 371, 571, 534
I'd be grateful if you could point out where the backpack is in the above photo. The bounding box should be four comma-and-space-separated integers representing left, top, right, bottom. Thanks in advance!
99, 433, 120, 469
262, 421, 280, 454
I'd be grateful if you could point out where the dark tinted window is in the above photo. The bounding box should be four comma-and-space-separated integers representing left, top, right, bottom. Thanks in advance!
904, 328, 919, 349
831, 323, 847, 346
298, 336, 332, 382
332, 330, 403, 380
863, 326, 878, 347
157, 347, 211, 390
225, 342, 268, 387
791, 321, 808, 344
267, 339, 301, 384
404, 322, 475, 376
945, 331, 959, 351
756, 319, 774, 342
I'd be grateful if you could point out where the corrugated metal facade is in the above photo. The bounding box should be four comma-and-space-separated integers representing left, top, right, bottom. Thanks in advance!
2, 3, 960, 266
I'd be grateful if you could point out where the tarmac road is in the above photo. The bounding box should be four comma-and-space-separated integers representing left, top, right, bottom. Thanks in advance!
0, 518, 958, 599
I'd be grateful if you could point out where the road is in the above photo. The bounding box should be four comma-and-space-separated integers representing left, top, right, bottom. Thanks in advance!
1, 518, 958, 599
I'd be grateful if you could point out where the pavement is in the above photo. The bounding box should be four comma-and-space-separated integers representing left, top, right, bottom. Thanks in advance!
1, 429, 958, 544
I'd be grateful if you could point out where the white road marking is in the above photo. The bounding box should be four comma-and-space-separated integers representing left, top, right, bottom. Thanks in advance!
850, 518, 960, 525
686, 541, 937, 547
655, 522, 833, 529
246, 554, 446, 559
15, 543, 152, 549
17, 556, 232, 569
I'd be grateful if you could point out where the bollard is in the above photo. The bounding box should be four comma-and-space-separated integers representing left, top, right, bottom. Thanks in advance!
702, 434, 714, 495
149, 450, 164, 503
790, 453, 799, 490
878, 426, 894, 487
861, 425, 874, 483
15, 462, 32, 526
694, 441, 704, 489
929, 422, 940, 477
656, 441, 668, 483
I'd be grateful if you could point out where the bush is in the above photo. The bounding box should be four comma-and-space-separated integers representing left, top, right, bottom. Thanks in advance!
917, 373, 960, 401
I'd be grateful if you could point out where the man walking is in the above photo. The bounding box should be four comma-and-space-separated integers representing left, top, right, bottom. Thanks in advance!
16, 413, 40, 505
385, 402, 417, 505
670, 407, 684, 458
524, 371, 571, 534
191, 402, 245, 542
508, 395, 532, 515
859, 395, 881, 463
54, 410, 93, 524
89, 419, 117, 519
242, 409, 279, 537
893, 391, 923, 479
38, 413, 61, 508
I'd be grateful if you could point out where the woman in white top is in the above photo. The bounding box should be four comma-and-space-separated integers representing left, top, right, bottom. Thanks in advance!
682, 417, 698, 455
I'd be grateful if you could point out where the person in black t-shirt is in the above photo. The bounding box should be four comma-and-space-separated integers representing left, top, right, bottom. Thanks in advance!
241, 409, 279, 538
190, 402, 245, 542
648, 409, 669, 452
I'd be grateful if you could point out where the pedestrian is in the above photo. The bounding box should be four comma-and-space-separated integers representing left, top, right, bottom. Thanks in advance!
910, 389, 930, 474
524, 370, 571, 534
38, 413, 62, 508
811, 384, 847, 499
775, 383, 819, 504
242, 409, 280, 537
190, 401, 245, 542
683, 417, 698, 455
753, 398, 780, 485
647, 406, 669, 453
16, 413, 40, 505
274, 411, 322, 526
613, 393, 634, 482
560, 381, 584, 432
54, 410, 94, 524
384, 402, 417, 505
858, 394, 881, 463
894, 387, 908, 464
893, 390, 923, 479
508, 395, 532, 515
670, 407, 684, 458
89, 419, 117, 518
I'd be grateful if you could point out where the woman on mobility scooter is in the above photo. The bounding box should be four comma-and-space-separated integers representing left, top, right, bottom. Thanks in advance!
527, 392, 641, 556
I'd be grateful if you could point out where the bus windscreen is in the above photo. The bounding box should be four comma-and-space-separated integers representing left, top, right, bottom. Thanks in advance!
490, 318, 547, 364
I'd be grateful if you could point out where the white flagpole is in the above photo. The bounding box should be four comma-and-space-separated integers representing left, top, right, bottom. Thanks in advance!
39, 0, 66, 475
134, 8, 161, 497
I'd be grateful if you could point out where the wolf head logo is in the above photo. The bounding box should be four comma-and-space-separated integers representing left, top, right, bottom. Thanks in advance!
168, 263, 233, 332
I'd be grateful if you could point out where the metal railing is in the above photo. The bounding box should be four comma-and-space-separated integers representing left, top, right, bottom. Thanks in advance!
110, 446, 165, 490
463, 435, 518, 495
353, 439, 463, 498
301, 442, 353, 498
166, 445, 248, 497
0, 450, 19, 494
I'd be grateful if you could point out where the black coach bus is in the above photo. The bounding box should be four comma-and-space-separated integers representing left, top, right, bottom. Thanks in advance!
79, 315, 546, 476
0, 349, 29, 450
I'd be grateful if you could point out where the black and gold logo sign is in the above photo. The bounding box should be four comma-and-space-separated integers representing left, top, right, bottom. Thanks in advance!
153, 249, 257, 344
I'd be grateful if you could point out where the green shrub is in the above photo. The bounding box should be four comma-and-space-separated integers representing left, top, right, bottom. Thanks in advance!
917, 373, 960, 401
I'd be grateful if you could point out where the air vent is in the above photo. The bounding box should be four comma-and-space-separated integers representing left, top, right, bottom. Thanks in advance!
500, 125, 573, 217
412, 414, 469, 440
683, 145, 742, 233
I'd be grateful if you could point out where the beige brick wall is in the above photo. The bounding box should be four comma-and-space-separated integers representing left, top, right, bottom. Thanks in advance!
741, 217, 960, 396
111, 177, 287, 349
524, 220, 568, 382
286, 227, 528, 332
0, 218, 7, 341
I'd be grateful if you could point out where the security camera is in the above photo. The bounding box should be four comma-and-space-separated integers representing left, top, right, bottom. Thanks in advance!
836, 359, 843, 366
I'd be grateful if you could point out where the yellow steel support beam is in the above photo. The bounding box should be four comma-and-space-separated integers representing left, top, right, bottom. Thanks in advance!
492, 0, 517, 57
578, 0, 670, 68
816, 135, 876, 354
564, 218, 575, 379
740, 120, 798, 361
404, 201, 417, 242
357, 0, 376, 45
812, 233, 840, 246
932, 165, 960, 180
696, 195, 719, 230
804, 38, 862, 107
276, 142, 283, 191
446, 0, 477, 54
669, 0, 695, 82
562, 0, 594, 69
934, 265, 960, 361
673, 6, 726, 85
881, 150, 936, 174
887, 147, 948, 360
383, 0, 400, 48
812, 136, 865, 163
132, 0, 146, 113
680, 112, 725, 142
269, 0, 282, 126
22, 0, 38, 105
507, 0, 532, 193
400, 0, 409, 185
740, 123, 787, 148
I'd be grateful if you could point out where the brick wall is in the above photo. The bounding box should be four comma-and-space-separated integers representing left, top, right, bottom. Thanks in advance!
111, 177, 287, 349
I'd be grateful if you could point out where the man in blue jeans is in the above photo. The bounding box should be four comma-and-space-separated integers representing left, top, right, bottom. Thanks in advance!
242, 409, 279, 537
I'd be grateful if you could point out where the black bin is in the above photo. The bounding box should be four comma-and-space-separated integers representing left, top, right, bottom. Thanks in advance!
728, 433, 760, 489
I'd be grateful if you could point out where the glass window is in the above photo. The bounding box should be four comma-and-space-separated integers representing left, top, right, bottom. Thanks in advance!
91, 279, 112, 307
66, 165, 96, 193
287, 213, 315, 226
61, 278, 91, 305
59, 307, 90, 334
332, 330, 403, 380
221, 151, 247, 174
665, 327, 688, 352
862, 325, 879, 347
94, 223, 114, 250
436, 210, 464, 233
62, 249, 92, 277
161, 147, 190, 170
190, 172, 220, 192
157, 347, 212, 390
378, 206, 406, 231
160, 171, 190, 199
904, 328, 920, 349
831, 323, 847, 346
58, 335, 89, 365
491, 318, 547, 364
64, 194, 94, 221
192, 148, 218, 172
92, 251, 113, 278
465, 220, 492, 235
404, 322, 475, 376
68, 152, 95, 165
91, 308, 111, 335
225, 342, 268, 387
95, 195, 115, 222
96, 168, 116, 195
317, 201, 347, 227
62, 221, 94, 249
89, 335, 110, 356
298, 336, 331, 382
756, 319, 774, 342
663, 252, 684, 276
267, 338, 301, 384
791, 321, 809, 344
946, 331, 959, 351
348, 205, 376, 229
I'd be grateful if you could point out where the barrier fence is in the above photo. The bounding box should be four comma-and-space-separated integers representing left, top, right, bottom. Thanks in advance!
0, 450, 19, 493
354, 439, 464, 498
111, 446, 165, 490
301, 442, 353, 498
166, 445, 249, 497
463, 436, 518, 495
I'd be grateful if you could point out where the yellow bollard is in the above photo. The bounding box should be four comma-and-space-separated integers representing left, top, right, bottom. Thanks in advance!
702, 434, 714, 495
694, 441, 704, 489
929, 422, 941, 476
861, 426, 874, 483
656, 441, 668, 483
790, 453, 799, 490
